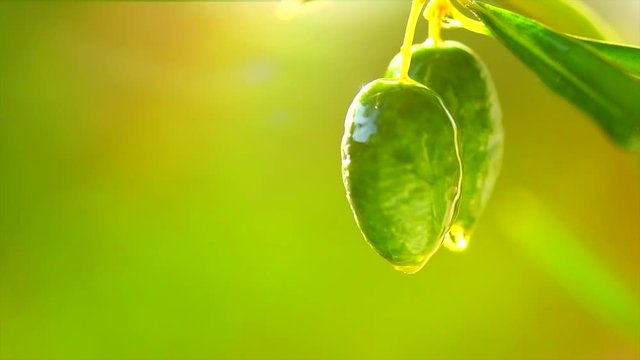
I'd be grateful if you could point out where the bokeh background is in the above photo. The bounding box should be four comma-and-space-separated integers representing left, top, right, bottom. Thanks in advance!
0, 1, 638, 359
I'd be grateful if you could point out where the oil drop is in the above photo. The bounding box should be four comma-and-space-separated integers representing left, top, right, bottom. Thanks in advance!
443, 224, 470, 252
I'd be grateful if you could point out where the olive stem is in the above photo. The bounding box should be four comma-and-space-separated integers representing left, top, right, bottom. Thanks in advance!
424, 0, 492, 39
399, 0, 427, 82
447, 1, 491, 35
425, 0, 446, 46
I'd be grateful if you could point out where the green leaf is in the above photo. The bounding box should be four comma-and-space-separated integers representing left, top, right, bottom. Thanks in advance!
493, 0, 619, 41
571, 37, 640, 78
467, 1, 640, 152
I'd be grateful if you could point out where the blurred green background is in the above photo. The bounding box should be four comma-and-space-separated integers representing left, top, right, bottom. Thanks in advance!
0, 1, 638, 359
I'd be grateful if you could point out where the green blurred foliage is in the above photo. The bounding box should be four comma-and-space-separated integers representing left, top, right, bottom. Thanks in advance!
0, 2, 638, 360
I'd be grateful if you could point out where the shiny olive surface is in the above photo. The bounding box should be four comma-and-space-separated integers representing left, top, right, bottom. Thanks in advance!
341, 79, 461, 272
387, 41, 503, 249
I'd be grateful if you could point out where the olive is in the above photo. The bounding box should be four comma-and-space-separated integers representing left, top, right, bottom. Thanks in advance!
386, 40, 504, 251
341, 78, 461, 273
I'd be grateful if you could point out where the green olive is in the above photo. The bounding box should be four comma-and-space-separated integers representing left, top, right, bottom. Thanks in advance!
386, 40, 504, 251
341, 78, 461, 273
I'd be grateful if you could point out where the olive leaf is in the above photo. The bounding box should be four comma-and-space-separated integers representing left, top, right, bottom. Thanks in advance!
493, 0, 619, 41
571, 37, 640, 78
467, 1, 640, 152
495, 0, 640, 77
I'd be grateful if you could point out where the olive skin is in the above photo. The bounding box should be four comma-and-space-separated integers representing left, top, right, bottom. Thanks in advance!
386, 41, 504, 249
341, 79, 461, 273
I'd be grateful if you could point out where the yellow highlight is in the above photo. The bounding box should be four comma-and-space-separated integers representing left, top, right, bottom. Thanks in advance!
444, 224, 470, 252
393, 262, 427, 275
276, 0, 305, 21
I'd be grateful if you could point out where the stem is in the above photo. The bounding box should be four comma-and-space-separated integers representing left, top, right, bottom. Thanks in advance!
447, 2, 491, 35
424, 0, 491, 40
425, 0, 446, 45
399, 0, 427, 82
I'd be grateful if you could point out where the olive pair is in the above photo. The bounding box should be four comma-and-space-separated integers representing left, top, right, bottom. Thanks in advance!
341, 41, 503, 273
